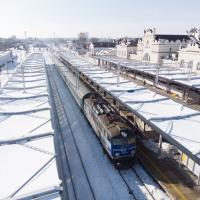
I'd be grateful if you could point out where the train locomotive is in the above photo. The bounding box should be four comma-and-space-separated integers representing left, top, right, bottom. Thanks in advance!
82, 93, 136, 164
57, 55, 137, 165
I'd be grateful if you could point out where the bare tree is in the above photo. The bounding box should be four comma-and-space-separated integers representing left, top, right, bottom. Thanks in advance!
77, 32, 88, 49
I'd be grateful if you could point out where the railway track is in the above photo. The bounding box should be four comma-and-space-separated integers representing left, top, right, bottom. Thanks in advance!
118, 168, 156, 200
117, 162, 171, 200
46, 64, 95, 200
47, 55, 172, 200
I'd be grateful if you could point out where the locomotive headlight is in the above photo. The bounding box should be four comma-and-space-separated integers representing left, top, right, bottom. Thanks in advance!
115, 152, 120, 157
121, 131, 127, 138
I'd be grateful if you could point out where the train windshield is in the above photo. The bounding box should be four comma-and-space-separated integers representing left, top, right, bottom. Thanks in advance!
112, 131, 135, 145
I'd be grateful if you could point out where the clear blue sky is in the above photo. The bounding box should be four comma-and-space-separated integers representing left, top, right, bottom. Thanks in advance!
0, 0, 199, 38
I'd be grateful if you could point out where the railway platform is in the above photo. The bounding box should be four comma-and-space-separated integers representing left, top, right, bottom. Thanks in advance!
95, 55, 200, 110
52, 53, 172, 200
137, 141, 200, 200
0, 53, 61, 199
57, 50, 200, 199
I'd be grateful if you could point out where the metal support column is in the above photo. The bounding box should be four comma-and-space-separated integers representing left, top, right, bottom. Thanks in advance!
197, 173, 200, 185
154, 65, 159, 87
117, 64, 120, 87
179, 151, 183, 166
76, 71, 79, 91
0, 68, 1, 93
22, 64, 26, 93
158, 134, 163, 156
144, 122, 146, 134
6, 59, 9, 79
182, 88, 186, 101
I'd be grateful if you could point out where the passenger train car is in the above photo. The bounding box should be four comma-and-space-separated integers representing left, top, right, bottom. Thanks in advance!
57, 55, 137, 165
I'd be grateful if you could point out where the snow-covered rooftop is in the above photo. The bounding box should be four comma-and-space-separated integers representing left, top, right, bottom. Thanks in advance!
60, 52, 200, 164
0, 53, 61, 199
96, 55, 200, 90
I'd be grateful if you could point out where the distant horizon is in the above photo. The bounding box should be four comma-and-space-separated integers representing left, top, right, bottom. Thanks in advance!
0, 0, 199, 38
1, 29, 194, 40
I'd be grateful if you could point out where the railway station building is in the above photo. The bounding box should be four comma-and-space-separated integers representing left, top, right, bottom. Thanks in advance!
128, 28, 190, 64
178, 42, 200, 73
88, 41, 116, 56
116, 38, 138, 59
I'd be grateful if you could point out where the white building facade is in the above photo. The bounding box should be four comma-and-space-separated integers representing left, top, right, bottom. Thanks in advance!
131, 28, 190, 64
178, 43, 200, 72
178, 28, 200, 73
116, 39, 137, 59
89, 42, 116, 56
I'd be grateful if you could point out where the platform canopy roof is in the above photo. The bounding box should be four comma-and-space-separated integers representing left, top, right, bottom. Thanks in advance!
60, 52, 200, 165
0, 53, 61, 200
96, 55, 200, 90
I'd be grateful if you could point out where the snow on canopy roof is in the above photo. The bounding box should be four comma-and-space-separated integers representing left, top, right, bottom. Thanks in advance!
61, 52, 200, 160
0, 53, 60, 199
96, 55, 200, 90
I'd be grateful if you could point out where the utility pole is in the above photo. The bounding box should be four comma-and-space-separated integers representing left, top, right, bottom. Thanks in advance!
53, 32, 56, 65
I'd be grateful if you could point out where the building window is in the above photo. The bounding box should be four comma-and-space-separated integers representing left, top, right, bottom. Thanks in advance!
197, 62, 200, 70
188, 61, 193, 69
180, 60, 185, 67
143, 53, 150, 61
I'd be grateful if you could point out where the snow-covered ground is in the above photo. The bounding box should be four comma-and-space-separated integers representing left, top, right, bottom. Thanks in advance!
44, 52, 171, 200
0, 53, 61, 199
